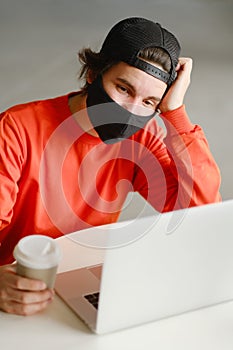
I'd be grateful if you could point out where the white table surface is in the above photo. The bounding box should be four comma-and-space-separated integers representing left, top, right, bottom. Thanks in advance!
1, 235, 233, 350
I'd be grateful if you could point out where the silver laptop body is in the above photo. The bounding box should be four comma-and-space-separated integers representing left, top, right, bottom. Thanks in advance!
55, 199, 233, 334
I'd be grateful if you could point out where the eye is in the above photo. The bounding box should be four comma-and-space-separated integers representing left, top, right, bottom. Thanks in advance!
143, 99, 157, 109
116, 84, 129, 95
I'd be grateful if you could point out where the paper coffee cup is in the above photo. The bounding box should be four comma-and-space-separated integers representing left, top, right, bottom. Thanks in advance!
13, 235, 62, 289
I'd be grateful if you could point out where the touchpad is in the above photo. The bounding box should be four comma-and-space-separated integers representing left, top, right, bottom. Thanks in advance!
87, 265, 103, 280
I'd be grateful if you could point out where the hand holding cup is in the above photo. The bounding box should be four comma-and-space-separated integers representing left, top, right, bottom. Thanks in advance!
0, 235, 61, 316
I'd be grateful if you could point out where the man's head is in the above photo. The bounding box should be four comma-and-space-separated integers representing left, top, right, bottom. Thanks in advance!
78, 17, 181, 143
78, 17, 181, 93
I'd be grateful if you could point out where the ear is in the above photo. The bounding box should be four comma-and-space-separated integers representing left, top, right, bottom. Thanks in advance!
87, 69, 95, 84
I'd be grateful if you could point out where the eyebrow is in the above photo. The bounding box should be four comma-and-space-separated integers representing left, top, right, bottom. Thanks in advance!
116, 77, 162, 102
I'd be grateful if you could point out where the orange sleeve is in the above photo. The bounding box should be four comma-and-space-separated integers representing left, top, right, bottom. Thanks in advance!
133, 105, 221, 212
0, 112, 25, 230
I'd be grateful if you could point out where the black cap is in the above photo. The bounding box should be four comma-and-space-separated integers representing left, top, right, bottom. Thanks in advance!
100, 17, 181, 86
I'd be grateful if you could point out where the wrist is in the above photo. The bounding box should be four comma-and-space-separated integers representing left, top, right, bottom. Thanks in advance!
159, 102, 183, 114
160, 105, 194, 134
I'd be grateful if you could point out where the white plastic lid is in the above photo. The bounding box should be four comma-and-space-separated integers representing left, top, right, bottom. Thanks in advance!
13, 235, 62, 269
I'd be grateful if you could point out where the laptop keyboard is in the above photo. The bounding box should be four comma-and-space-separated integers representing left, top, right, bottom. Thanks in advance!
84, 292, 100, 309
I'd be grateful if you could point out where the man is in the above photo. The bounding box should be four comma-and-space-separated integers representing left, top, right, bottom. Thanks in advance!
0, 17, 221, 315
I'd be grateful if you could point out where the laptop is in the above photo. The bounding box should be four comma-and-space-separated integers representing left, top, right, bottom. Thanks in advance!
55, 199, 233, 334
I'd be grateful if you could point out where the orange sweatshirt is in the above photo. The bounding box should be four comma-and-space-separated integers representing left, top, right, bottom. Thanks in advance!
0, 93, 221, 264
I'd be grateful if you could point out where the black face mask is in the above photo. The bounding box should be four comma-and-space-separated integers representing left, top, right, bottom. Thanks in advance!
86, 76, 156, 144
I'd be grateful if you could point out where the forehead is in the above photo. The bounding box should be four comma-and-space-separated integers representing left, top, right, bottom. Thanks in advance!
103, 61, 167, 96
